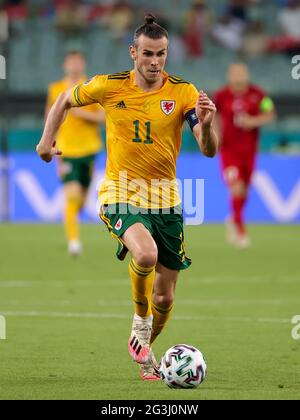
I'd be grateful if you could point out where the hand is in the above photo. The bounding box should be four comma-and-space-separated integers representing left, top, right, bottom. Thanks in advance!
235, 113, 256, 130
196, 90, 217, 127
36, 141, 62, 163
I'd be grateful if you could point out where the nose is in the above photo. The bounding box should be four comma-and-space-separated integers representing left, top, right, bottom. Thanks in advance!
151, 56, 159, 67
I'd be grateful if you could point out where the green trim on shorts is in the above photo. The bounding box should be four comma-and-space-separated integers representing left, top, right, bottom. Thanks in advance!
100, 203, 191, 271
60, 154, 96, 188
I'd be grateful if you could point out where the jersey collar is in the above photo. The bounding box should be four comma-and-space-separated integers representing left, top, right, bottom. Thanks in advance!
130, 70, 169, 93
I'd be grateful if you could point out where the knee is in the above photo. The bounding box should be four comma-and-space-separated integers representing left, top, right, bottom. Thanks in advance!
230, 181, 247, 198
133, 247, 158, 268
152, 292, 174, 309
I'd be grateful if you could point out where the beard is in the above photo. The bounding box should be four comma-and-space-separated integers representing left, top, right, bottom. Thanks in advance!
137, 63, 161, 85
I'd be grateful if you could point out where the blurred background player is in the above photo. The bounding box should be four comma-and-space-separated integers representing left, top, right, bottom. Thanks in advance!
46, 51, 105, 257
213, 63, 276, 249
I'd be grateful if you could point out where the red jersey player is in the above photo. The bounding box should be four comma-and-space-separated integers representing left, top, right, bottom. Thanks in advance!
214, 63, 276, 248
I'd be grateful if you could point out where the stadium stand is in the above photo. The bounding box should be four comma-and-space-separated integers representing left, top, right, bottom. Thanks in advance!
0, 0, 300, 152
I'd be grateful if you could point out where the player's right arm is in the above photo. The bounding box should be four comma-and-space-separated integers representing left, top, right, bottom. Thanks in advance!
37, 75, 107, 163
44, 84, 55, 122
36, 89, 73, 162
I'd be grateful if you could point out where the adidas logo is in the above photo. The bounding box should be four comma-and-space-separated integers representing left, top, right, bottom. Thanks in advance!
130, 336, 142, 355
116, 101, 127, 109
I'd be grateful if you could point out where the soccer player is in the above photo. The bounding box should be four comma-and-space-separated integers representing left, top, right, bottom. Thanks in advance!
36, 15, 218, 380
46, 51, 105, 257
213, 63, 276, 249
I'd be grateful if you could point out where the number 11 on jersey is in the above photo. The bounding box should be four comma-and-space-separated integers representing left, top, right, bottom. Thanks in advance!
132, 120, 153, 144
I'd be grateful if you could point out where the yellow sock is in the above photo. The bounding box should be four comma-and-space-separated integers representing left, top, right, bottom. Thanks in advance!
64, 196, 82, 241
150, 302, 174, 344
129, 259, 155, 318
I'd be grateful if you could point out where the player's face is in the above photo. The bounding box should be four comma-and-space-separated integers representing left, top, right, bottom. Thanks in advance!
228, 64, 250, 93
64, 54, 86, 79
131, 35, 169, 84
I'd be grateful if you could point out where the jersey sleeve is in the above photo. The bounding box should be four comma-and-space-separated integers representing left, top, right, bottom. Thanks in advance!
71, 75, 108, 107
183, 83, 199, 115
183, 83, 200, 131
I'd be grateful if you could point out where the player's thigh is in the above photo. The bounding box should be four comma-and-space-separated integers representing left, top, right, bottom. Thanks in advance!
122, 223, 158, 268
222, 159, 241, 187
153, 211, 191, 272
58, 157, 79, 185
231, 156, 256, 197
221, 154, 247, 197
79, 155, 96, 190
64, 181, 85, 200
153, 262, 179, 305
100, 204, 156, 263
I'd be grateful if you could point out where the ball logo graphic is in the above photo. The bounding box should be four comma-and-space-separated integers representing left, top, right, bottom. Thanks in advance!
159, 344, 207, 389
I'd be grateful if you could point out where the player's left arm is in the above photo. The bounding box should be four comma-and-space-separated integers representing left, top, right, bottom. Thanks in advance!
239, 96, 277, 130
192, 90, 219, 158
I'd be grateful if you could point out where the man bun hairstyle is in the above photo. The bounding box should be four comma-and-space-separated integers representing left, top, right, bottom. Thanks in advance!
133, 13, 169, 46
145, 14, 156, 25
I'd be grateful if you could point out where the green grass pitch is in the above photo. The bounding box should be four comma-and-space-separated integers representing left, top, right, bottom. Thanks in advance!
0, 223, 300, 400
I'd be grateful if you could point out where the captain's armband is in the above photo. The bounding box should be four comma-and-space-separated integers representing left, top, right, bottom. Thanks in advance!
185, 108, 199, 131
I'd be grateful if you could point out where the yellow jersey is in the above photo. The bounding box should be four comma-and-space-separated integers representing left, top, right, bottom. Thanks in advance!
71, 70, 199, 208
47, 78, 103, 158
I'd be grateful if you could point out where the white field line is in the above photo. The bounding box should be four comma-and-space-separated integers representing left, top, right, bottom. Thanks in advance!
189, 276, 300, 285
0, 298, 297, 307
0, 275, 300, 287
0, 281, 34, 287
0, 279, 129, 288
0, 310, 291, 325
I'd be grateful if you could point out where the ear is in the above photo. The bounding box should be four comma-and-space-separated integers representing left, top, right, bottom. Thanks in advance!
129, 45, 137, 61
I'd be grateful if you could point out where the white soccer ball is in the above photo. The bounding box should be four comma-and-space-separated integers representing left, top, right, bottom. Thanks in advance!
159, 344, 207, 389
